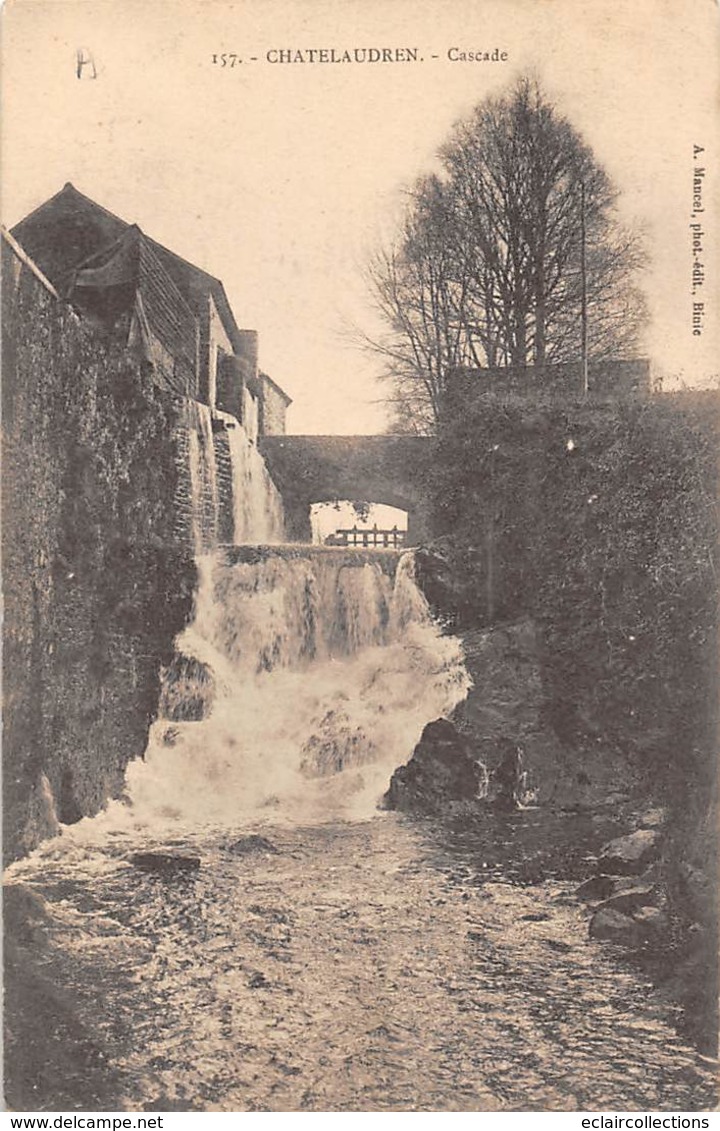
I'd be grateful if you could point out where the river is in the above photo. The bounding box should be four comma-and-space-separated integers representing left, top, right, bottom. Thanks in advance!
6, 810, 716, 1111
4, 547, 716, 1111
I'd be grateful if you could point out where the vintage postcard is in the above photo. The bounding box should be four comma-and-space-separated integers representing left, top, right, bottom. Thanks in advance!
2, 0, 718, 1116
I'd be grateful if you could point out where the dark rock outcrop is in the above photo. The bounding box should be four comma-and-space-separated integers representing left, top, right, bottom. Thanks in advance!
447, 619, 640, 813
228, 835, 278, 856
413, 538, 486, 629
575, 871, 659, 904
597, 829, 661, 875
575, 875, 622, 903
589, 908, 648, 947
582, 825, 665, 941
382, 718, 486, 815
582, 820, 676, 962
129, 852, 200, 876
593, 885, 659, 916
487, 738, 527, 810
4, 877, 126, 1109
589, 903, 671, 948
159, 653, 216, 722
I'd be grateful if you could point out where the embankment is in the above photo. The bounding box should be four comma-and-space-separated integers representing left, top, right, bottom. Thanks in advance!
2, 248, 196, 861
413, 393, 719, 1050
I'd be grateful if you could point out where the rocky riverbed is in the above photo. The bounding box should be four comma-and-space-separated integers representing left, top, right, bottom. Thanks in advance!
5, 810, 717, 1112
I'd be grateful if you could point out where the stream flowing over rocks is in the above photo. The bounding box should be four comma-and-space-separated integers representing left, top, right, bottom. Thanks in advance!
5, 813, 717, 1112
4, 547, 717, 1111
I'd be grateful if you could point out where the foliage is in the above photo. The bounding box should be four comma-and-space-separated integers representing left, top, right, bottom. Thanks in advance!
427, 394, 719, 794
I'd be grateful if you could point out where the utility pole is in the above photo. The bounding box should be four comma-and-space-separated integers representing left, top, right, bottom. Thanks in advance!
580, 180, 589, 397
486, 444, 498, 622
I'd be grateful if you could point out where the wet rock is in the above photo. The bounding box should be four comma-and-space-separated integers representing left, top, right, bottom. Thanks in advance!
382, 719, 486, 815
129, 852, 200, 875
576, 873, 657, 903
158, 653, 215, 722
594, 886, 658, 916
639, 807, 666, 830
597, 829, 661, 875
3, 883, 51, 945
589, 901, 671, 949
633, 906, 670, 939
228, 835, 279, 856
575, 875, 619, 902
589, 907, 646, 947
487, 739, 527, 810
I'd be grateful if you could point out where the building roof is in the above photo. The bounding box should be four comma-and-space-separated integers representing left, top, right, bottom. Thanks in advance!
260, 370, 293, 405
1, 227, 60, 298
10, 183, 245, 354
66, 225, 199, 394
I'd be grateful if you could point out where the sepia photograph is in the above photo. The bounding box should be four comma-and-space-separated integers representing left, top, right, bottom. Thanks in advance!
2, 0, 719, 1115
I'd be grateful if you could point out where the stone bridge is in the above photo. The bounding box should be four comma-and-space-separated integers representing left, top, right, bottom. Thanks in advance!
259, 435, 434, 544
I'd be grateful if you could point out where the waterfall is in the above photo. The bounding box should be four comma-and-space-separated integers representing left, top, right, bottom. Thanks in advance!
187, 402, 219, 552
225, 425, 285, 544
183, 406, 285, 552
117, 547, 470, 829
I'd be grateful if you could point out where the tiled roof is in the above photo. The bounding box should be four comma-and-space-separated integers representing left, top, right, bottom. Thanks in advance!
68, 225, 198, 396
10, 183, 292, 409
11, 184, 128, 291
10, 183, 243, 352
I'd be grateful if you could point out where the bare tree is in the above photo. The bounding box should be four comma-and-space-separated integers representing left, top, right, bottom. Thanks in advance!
363, 177, 475, 433
367, 76, 647, 430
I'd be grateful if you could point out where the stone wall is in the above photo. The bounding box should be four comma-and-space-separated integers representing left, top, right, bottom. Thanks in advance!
2, 237, 196, 861
449, 358, 652, 402
259, 374, 291, 435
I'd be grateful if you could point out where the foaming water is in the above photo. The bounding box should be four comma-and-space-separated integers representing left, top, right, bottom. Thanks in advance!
185, 406, 285, 552
126, 548, 468, 827
5, 545, 715, 1111
226, 426, 284, 544
46, 548, 469, 850
6, 816, 716, 1111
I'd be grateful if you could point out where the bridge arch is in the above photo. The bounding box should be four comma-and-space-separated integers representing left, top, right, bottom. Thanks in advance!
259, 435, 434, 544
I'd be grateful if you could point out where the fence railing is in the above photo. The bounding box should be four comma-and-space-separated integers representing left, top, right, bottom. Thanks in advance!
326, 525, 406, 548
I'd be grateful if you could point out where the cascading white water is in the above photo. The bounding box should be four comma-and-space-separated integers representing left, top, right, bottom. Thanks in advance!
114, 546, 470, 830
226, 426, 285, 544
187, 403, 219, 551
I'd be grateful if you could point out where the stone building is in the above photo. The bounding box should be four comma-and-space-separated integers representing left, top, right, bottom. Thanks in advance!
2, 186, 294, 857
10, 182, 292, 441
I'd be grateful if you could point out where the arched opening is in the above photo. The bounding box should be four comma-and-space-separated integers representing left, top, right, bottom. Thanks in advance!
310, 500, 409, 548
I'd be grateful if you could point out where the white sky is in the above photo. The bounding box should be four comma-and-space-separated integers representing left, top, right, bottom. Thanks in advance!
2, 0, 718, 433
311, 501, 408, 543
